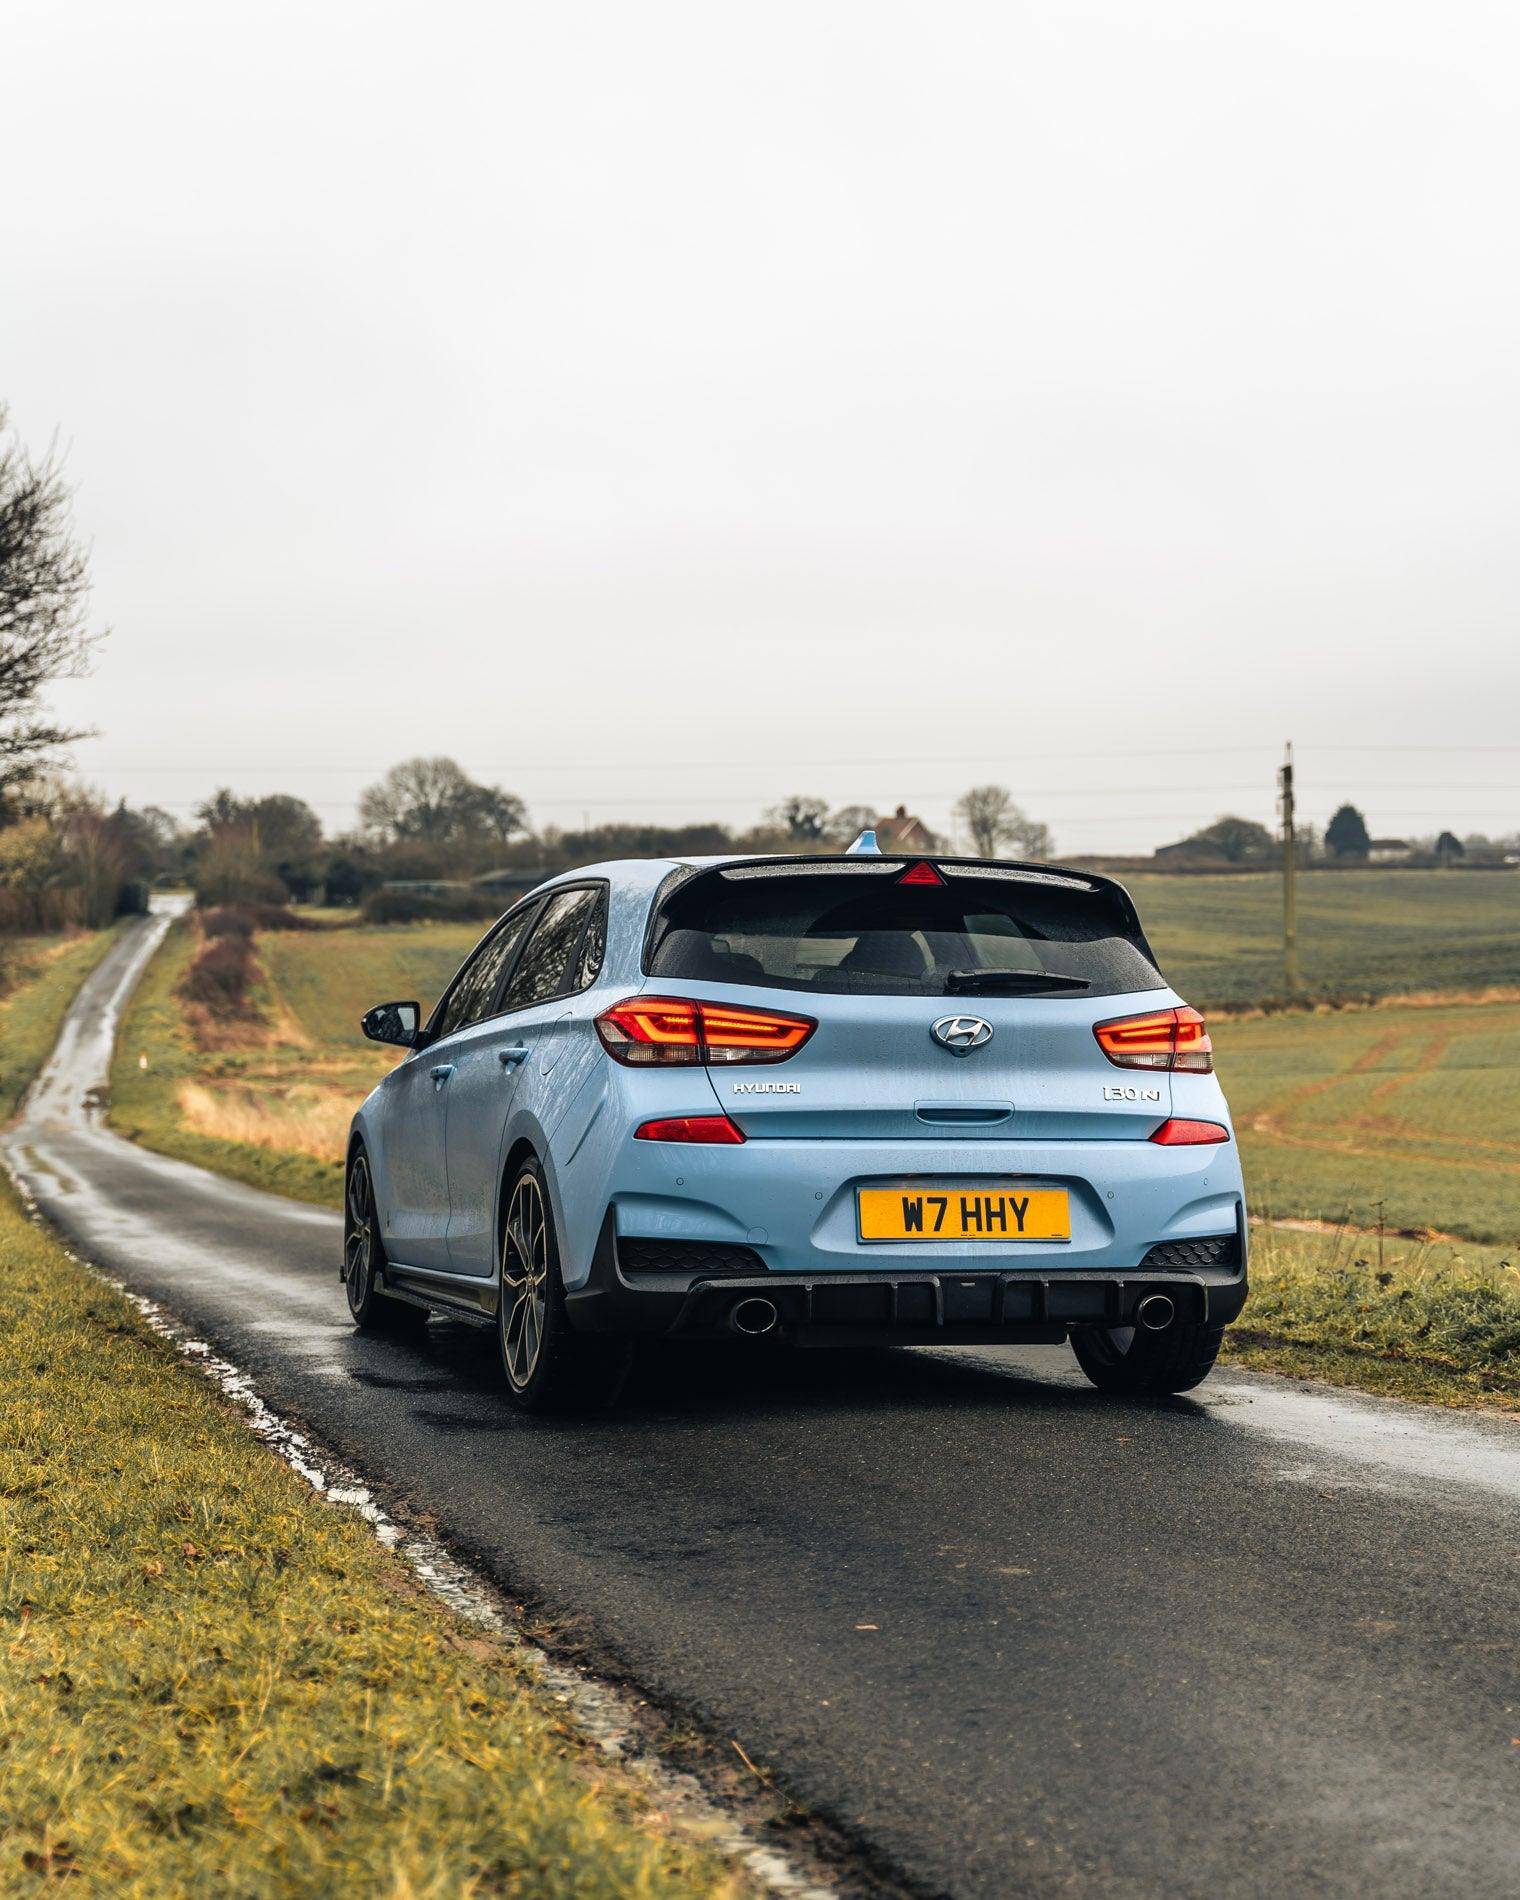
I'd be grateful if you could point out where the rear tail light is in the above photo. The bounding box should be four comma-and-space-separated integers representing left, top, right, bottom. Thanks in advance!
1094, 1005, 1213, 1073
1148, 1118, 1229, 1146
596, 996, 816, 1066
634, 1115, 747, 1144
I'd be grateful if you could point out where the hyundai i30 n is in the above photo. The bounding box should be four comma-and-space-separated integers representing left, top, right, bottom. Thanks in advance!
343, 852, 1247, 1409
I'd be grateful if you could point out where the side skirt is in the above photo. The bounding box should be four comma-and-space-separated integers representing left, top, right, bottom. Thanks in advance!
377, 1261, 497, 1328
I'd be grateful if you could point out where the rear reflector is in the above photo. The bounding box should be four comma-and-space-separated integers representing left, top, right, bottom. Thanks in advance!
1094, 1005, 1213, 1073
897, 860, 945, 886
596, 996, 816, 1066
1148, 1118, 1229, 1146
634, 1115, 747, 1144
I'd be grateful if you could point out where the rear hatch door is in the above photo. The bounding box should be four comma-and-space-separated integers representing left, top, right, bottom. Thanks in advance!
647, 858, 1175, 1141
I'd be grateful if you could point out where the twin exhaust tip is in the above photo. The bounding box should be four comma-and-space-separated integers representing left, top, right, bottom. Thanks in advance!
730, 1297, 779, 1338
1135, 1293, 1176, 1332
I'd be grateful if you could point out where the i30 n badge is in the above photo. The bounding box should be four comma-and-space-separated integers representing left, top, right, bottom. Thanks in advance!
345, 851, 1248, 1411
931, 1014, 993, 1053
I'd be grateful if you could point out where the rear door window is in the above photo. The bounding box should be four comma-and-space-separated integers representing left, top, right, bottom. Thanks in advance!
501, 886, 603, 1011
648, 865, 1162, 998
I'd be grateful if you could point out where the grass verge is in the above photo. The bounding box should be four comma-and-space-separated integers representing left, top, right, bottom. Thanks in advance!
1227, 1221, 1520, 1411
1, 944, 746, 1897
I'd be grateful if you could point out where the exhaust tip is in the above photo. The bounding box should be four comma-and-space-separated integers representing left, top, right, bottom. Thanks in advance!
1136, 1293, 1175, 1333
730, 1297, 779, 1338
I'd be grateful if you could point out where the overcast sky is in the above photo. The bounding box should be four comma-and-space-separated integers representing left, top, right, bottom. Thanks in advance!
5, 0, 1518, 852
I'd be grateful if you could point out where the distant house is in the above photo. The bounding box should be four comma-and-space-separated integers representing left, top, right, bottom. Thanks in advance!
1153, 837, 1230, 865
474, 865, 557, 896
1367, 838, 1412, 864
877, 805, 940, 853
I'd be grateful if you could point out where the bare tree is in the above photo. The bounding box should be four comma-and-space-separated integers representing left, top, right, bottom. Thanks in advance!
767, 794, 830, 843
358, 756, 524, 846
955, 784, 1052, 860
461, 782, 529, 844
0, 405, 99, 809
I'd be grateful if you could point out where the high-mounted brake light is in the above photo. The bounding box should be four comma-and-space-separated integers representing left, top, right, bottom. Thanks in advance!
1094, 1005, 1213, 1073
634, 1115, 747, 1144
1148, 1118, 1229, 1146
897, 860, 944, 886
596, 996, 816, 1066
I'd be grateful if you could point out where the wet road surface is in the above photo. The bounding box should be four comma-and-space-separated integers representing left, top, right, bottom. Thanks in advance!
8, 907, 1520, 1899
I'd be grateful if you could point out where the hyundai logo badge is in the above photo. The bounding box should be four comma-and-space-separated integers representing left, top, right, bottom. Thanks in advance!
931, 1014, 993, 1055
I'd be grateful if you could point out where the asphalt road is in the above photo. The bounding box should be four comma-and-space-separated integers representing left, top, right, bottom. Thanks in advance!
9, 906, 1520, 1899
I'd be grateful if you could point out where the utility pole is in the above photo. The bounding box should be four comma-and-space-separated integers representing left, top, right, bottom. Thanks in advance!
1279, 742, 1298, 995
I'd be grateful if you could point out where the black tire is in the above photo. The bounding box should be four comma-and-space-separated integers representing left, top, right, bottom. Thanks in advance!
497, 1157, 629, 1412
343, 1146, 429, 1335
1070, 1317, 1225, 1396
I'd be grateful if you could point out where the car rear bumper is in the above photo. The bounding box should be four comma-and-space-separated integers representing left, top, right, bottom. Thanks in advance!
565, 1209, 1249, 1344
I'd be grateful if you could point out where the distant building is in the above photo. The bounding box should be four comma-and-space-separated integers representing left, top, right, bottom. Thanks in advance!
474, 866, 557, 894
1153, 837, 1230, 865
1367, 838, 1412, 864
877, 805, 940, 853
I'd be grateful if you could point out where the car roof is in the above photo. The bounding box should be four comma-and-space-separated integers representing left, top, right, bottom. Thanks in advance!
512, 855, 729, 905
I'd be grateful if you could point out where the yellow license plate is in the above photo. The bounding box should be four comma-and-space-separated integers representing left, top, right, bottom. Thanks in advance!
857, 1186, 1070, 1243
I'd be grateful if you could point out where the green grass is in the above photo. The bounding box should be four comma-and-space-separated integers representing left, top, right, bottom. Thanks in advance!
1215, 998, 1520, 1246
1226, 1221, 1520, 1410
0, 933, 746, 1898
1125, 869, 1520, 1009
110, 919, 478, 1207
0, 928, 123, 1121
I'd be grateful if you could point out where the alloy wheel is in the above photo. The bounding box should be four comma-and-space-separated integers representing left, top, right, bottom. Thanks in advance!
500, 1173, 549, 1389
345, 1154, 374, 1316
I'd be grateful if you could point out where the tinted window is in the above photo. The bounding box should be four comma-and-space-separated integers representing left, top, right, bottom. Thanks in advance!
433, 905, 536, 1040
648, 867, 1162, 998
574, 889, 608, 990
502, 887, 600, 1010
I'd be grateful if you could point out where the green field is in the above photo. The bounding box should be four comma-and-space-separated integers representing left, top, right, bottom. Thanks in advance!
1125, 869, 1520, 1008
1217, 998, 1520, 1245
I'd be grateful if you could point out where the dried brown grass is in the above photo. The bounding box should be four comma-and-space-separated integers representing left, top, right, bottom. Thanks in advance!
176, 1080, 354, 1163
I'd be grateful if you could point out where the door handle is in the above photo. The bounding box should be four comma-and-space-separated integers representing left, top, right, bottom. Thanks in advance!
498, 1045, 530, 1068
430, 1064, 455, 1089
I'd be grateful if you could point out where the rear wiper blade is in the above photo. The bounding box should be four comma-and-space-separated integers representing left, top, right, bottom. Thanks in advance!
945, 969, 1091, 994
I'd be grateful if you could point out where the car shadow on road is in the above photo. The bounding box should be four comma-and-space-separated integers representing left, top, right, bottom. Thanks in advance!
386, 1323, 1209, 1432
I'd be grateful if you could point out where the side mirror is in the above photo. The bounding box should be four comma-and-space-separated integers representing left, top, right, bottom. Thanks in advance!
361, 1000, 421, 1048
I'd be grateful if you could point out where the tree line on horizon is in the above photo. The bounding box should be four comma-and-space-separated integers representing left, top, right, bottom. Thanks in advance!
125, 766, 1060, 914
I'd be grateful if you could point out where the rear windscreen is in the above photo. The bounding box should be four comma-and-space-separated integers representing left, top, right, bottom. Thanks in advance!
647, 865, 1164, 998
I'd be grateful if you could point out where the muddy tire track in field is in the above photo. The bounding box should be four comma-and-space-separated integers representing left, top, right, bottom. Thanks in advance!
1248, 1023, 1520, 1177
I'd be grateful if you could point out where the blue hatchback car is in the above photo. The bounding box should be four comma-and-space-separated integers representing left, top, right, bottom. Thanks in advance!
344, 850, 1248, 1409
